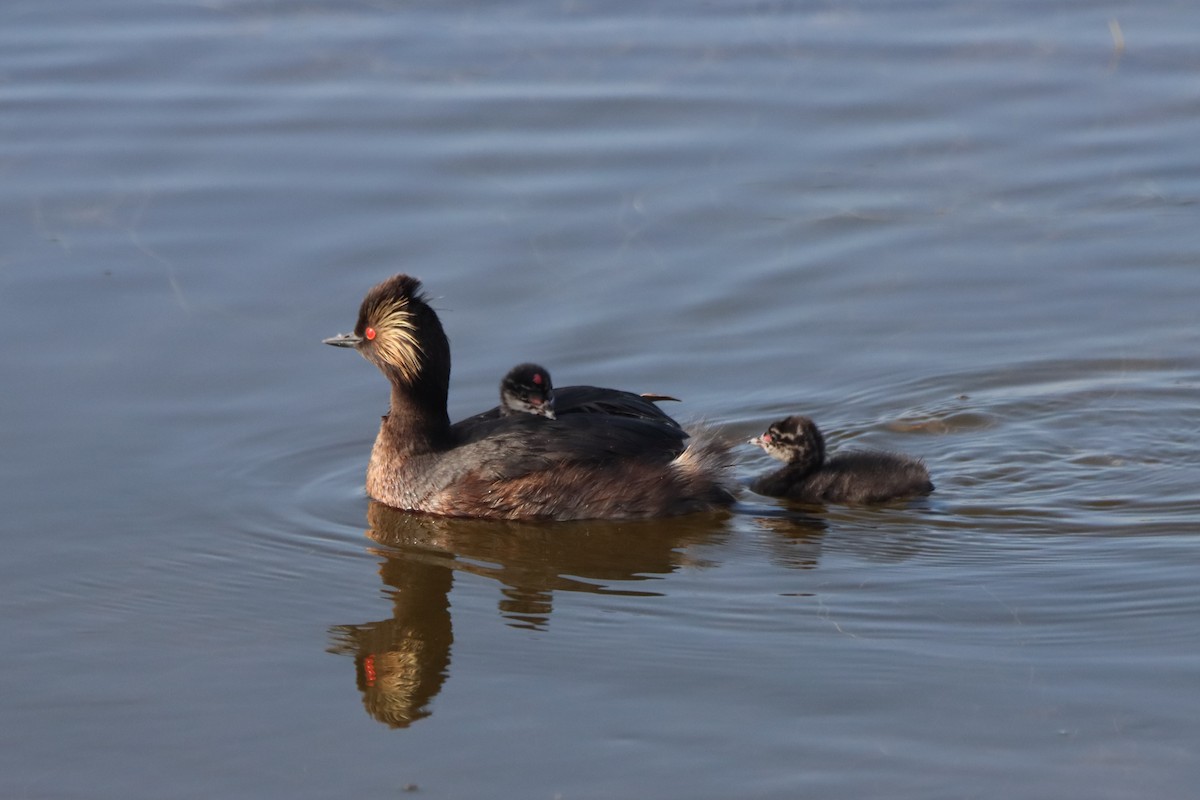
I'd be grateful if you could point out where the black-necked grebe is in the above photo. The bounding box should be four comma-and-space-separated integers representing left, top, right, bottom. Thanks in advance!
500, 363, 556, 419
325, 274, 736, 520
748, 415, 932, 504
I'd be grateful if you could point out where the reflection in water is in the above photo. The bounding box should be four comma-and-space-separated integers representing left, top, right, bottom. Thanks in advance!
329, 501, 730, 727
327, 551, 452, 729
750, 513, 827, 571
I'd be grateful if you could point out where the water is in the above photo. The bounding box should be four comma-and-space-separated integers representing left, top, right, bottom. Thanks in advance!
3, 1, 1198, 797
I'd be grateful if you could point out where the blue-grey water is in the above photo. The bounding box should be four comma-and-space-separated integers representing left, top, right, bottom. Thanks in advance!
3, 1, 1198, 798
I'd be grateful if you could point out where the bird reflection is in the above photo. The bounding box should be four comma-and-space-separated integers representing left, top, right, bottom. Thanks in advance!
329, 501, 728, 728
750, 512, 828, 570
327, 545, 452, 729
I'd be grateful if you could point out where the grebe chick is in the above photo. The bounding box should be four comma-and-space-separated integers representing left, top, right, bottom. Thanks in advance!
748, 415, 933, 504
324, 274, 736, 520
500, 363, 556, 419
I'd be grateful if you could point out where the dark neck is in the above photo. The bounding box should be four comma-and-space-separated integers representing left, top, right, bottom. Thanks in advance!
753, 458, 820, 497
779, 457, 821, 480
380, 380, 453, 456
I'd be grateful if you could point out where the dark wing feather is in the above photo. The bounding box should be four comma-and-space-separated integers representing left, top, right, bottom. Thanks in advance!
454, 384, 683, 435
450, 412, 687, 482
546, 385, 683, 429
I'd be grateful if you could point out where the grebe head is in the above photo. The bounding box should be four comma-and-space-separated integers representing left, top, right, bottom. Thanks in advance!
324, 274, 451, 392
749, 415, 826, 469
500, 363, 557, 419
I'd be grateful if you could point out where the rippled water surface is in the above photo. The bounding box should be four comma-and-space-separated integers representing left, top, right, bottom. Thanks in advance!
3, 1, 1199, 798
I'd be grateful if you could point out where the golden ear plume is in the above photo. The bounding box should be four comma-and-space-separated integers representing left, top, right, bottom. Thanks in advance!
367, 294, 425, 383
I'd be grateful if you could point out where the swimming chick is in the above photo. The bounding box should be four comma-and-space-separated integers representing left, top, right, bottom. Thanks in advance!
748, 415, 933, 504
324, 274, 736, 520
499, 363, 556, 419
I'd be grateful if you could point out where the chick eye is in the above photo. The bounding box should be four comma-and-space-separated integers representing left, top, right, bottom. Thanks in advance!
365, 327, 377, 341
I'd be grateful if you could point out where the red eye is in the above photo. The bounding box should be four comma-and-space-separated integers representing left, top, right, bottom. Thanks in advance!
533, 373, 543, 385
762, 433, 772, 443
365, 327, 376, 341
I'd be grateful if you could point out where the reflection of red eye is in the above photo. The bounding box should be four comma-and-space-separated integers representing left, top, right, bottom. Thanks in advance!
365, 327, 376, 341
363, 653, 377, 686
762, 433, 772, 443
